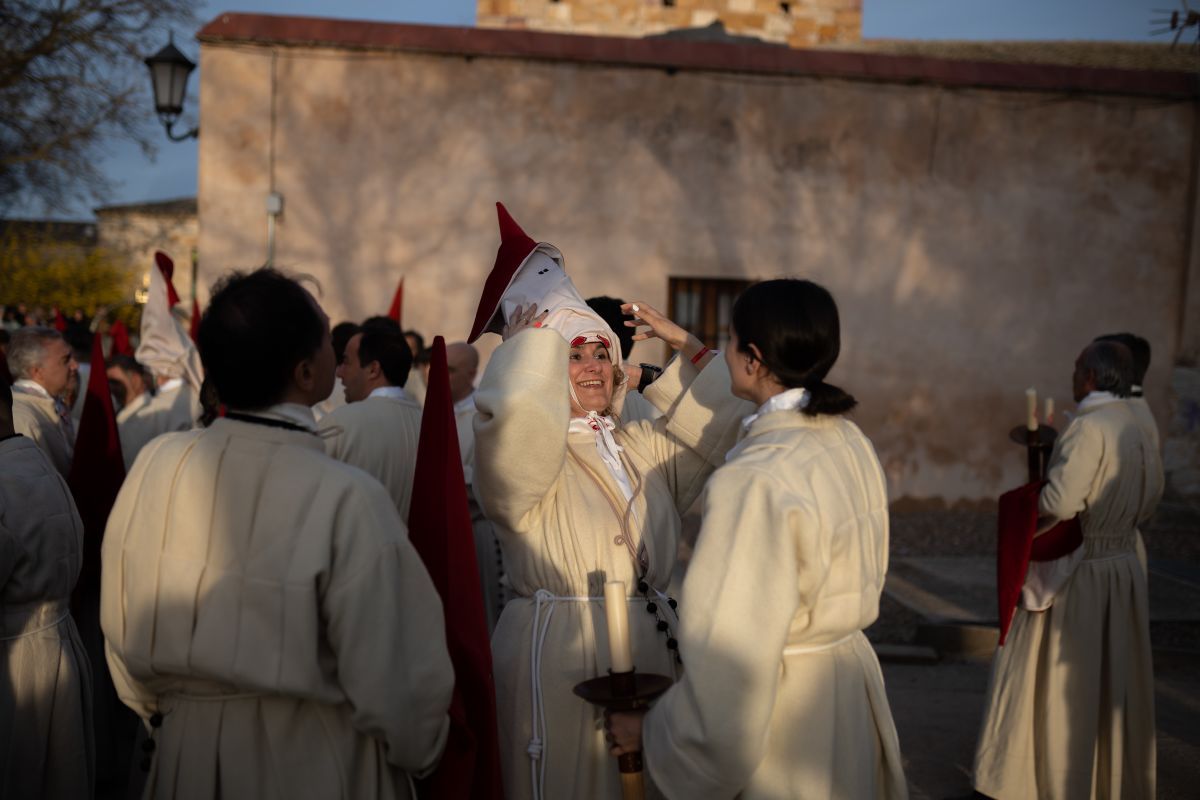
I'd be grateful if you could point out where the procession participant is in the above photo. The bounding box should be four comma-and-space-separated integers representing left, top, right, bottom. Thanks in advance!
0, 378, 95, 800
8, 326, 77, 476
403, 328, 428, 406
445, 340, 509, 633
972, 340, 1163, 799
106, 355, 154, 471
587, 295, 662, 424
318, 317, 421, 519
606, 279, 907, 799
101, 268, 453, 799
312, 320, 359, 421
120, 255, 203, 465
1094, 332, 1158, 448
470, 203, 750, 800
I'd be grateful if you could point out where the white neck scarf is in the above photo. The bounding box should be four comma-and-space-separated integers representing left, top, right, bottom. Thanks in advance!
13, 379, 51, 400
727, 387, 810, 463
569, 411, 633, 503
741, 387, 810, 431
367, 385, 408, 401
1077, 390, 1121, 414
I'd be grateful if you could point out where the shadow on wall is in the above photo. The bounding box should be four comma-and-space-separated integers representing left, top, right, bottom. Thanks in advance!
201, 45, 1192, 505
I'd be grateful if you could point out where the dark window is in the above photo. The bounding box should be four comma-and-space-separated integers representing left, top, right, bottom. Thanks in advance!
667, 276, 751, 351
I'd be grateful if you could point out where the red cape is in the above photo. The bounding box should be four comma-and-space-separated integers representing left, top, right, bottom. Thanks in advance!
996, 481, 1083, 645
408, 337, 504, 799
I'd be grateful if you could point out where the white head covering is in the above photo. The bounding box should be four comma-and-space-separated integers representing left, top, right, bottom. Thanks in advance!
135, 256, 204, 390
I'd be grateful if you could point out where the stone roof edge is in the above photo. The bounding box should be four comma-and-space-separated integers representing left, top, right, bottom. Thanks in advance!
196, 12, 1199, 100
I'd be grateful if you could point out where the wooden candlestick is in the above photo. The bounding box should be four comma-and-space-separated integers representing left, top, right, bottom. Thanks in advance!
574, 668, 673, 800
1009, 424, 1058, 482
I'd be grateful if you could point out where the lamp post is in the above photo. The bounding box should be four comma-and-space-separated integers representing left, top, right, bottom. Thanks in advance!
144, 33, 198, 141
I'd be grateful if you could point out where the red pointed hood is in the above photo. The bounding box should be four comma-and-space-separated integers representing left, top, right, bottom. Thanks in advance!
467, 202, 562, 343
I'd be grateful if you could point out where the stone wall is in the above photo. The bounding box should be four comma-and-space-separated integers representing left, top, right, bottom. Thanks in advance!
195, 16, 1199, 504
95, 199, 199, 307
477, 0, 861, 47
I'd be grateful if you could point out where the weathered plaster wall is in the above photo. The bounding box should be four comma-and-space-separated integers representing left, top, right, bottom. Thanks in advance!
96, 205, 199, 306
196, 42, 1195, 504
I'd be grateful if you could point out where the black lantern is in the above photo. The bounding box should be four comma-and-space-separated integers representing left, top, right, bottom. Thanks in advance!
145, 34, 198, 141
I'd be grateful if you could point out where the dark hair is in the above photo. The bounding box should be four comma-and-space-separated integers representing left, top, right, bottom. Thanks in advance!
197, 268, 326, 410
414, 347, 433, 367
1093, 332, 1150, 385
585, 296, 634, 359
331, 321, 360, 364
357, 318, 412, 387
402, 329, 425, 353
1081, 341, 1134, 397
731, 279, 857, 417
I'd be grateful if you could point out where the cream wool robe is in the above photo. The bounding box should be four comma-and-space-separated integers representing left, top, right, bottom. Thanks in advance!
12, 385, 73, 476
100, 413, 454, 800
642, 408, 907, 800
318, 390, 422, 520
474, 328, 750, 800
973, 398, 1163, 800
115, 381, 200, 470
0, 435, 94, 800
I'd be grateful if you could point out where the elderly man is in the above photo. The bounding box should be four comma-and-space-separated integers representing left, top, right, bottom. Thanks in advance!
6, 327, 78, 476
0, 377, 95, 800
101, 268, 452, 799
318, 318, 422, 519
974, 339, 1164, 799
1094, 331, 1158, 451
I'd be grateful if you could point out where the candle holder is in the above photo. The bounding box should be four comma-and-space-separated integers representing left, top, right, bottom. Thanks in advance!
1008, 424, 1058, 482
574, 667, 673, 800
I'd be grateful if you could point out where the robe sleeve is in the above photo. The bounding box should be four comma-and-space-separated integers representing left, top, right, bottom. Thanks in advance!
1039, 416, 1101, 521
0, 520, 16, 592
642, 465, 814, 798
322, 481, 453, 775
624, 356, 751, 513
472, 329, 571, 529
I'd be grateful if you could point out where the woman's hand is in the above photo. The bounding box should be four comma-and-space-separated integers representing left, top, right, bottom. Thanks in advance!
604, 709, 646, 757
621, 301, 708, 363
501, 303, 549, 341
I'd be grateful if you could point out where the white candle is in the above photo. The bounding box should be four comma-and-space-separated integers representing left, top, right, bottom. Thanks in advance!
1025, 387, 1038, 431
1044, 397, 1054, 425
604, 580, 634, 673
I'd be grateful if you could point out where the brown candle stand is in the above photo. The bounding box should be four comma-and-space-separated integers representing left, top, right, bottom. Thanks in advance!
1008, 424, 1058, 482
574, 668, 673, 800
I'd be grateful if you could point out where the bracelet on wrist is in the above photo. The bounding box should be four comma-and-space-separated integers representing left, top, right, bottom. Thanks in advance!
690, 346, 711, 365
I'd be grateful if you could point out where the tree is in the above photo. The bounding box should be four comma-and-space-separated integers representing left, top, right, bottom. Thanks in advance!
0, 225, 134, 316
0, 1, 196, 215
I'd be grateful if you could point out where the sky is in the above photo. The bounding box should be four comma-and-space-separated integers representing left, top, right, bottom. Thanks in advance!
22, 0, 1179, 220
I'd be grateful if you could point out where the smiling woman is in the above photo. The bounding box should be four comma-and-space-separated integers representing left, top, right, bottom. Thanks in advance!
470, 207, 752, 800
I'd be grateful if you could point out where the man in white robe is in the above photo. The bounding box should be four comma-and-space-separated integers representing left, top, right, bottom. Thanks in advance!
6, 326, 77, 476
0, 378, 94, 800
319, 319, 422, 520
102, 268, 453, 799
973, 340, 1163, 799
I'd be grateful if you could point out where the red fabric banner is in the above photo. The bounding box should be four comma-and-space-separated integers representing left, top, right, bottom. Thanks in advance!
387, 277, 404, 326
68, 332, 127, 617
108, 319, 133, 358
155, 250, 182, 308
995, 481, 1083, 645
189, 297, 202, 343
408, 336, 503, 800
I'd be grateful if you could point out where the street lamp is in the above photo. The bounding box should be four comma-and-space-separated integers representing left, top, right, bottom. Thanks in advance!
145, 33, 198, 141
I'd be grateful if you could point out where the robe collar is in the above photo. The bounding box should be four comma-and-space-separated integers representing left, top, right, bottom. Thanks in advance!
367, 385, 408, 401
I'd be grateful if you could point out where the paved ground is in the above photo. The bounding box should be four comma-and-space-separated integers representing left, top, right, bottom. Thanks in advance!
878, 501, 1200, 799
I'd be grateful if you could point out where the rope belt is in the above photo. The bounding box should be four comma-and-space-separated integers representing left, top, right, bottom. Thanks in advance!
527, 588, 655, 800
782, 632, 857, 656
0, 608, 69, 641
